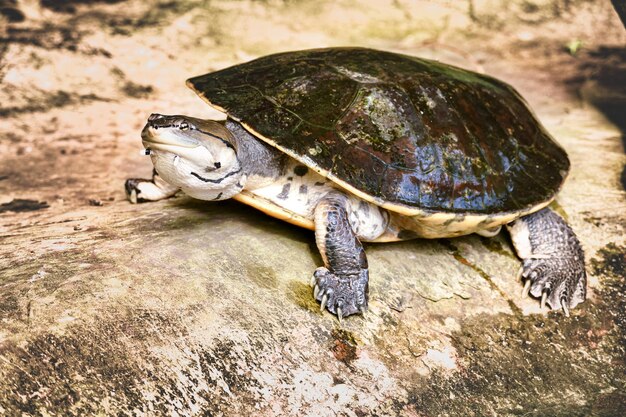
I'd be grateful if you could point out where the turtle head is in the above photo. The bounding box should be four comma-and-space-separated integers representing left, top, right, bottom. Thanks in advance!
141, 113, 245, 201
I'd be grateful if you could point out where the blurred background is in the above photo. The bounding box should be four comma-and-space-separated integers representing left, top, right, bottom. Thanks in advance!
0, 1, 625, 416
0, 0, 625, 209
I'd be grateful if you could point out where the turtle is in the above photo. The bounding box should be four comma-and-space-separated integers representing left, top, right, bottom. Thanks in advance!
125, 47, 587, 320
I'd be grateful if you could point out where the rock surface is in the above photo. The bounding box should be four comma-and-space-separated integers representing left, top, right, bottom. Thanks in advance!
1, 1, 625, 416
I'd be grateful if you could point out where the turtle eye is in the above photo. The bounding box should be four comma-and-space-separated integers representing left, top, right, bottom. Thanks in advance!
179, 122, 189, 131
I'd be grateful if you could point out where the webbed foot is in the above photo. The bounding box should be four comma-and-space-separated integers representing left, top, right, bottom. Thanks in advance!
312, 193, 371, 321
508, 208, 587, 316
519, 256, 586, 316
311, 267, 368, 320
124, 170, 178, 204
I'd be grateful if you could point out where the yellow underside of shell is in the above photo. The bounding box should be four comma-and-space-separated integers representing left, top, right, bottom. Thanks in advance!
233, 191, 315, 231
234, 190, 553, 242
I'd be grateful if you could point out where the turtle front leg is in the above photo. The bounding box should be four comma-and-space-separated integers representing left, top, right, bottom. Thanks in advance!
507, 208, 586, 316
125, 169, 179, 203
311, 193, 368, 320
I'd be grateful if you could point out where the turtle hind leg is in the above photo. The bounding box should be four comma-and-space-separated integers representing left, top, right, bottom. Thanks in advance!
507, 208, 587, 315
311, 193, 370, 320
125, 169, 179, 203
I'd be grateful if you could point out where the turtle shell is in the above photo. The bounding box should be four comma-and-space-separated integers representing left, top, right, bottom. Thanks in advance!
187, 48, 569, 215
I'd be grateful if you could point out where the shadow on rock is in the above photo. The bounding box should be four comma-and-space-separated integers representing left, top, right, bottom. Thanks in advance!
566, 46, 626, 190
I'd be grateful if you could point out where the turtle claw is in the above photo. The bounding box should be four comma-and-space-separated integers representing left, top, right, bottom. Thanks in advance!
125, 178, 146, 204
320, 294, 328, 312
521, 279, 532, 298
311, 266, 368, 318
561, 297, 570, 317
